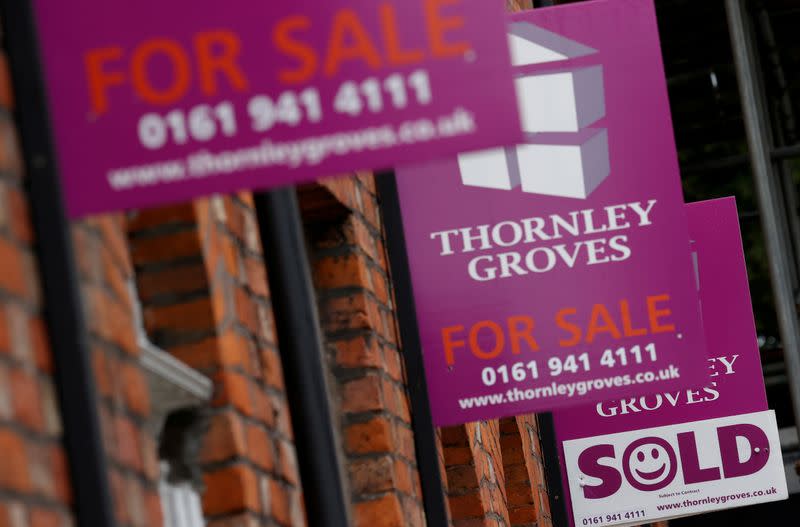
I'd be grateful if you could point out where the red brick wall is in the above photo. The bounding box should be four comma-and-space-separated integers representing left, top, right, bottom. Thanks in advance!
301, 174, 426, 527
128, 194, 305, 527
75, 214, 163, 527
440, 416, 551, 527
0, 46, 74, 527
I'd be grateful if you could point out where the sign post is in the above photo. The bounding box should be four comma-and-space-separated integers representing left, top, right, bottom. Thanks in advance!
554, 198, 789, 526
253, 189, 351, 526
0, 1, 118, 526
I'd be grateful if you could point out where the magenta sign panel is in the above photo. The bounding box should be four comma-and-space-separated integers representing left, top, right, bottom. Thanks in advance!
394, 0, 707, 426
29, 0, 521, 217
553, 198, 788, 526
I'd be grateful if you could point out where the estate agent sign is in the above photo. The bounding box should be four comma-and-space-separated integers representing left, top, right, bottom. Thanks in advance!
554, 198, 788, 526
29, 0, 521, 216
394, 0, 708, 425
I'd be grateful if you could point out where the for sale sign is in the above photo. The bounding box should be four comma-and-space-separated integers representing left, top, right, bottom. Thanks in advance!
555, 198, 788, 526
30, 0, 521, 217
394, 0, 707, 425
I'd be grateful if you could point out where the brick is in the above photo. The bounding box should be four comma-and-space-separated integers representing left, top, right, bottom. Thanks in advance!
124, 475, 146, 527
0, 366, 11, 420
319, 176, 358, 211
244, 256, 268, 298
0, 118, 23, 174
29, 509, 61, 527
0, 306, 9, 354
0, 427, 32, 492
356, 171, 377, 196
92, 349, 112, 399
212, 370, 253, 415
444, 446, 473, 466
448, 492, 484, 520
313, 253, 371, 290
39, 379, 62, 438
120, 361, 150, 416
393, 384, 411, 423
371, 267, 390, 304
267, 479, 291, 526
70, 225, 98, 280
6, 185, 33, 244
9, 367, 44, 431
201, 411, 246, 464
509, 504, 537, 524
206, 513, 260, 527
321, 294, 379, 333
140, 433, 161, 482
341, 375, 383, 414
354, 493, 404, 527
144, 296, 214, 334
136, 263, 208, 303
143, 490, 164, 527
84, 286, 137, 354
233, 287, 260, 336
361, 191, 381, 230
393, 459, 413, 495
28, 444, 71, 503
345, 416, 393, 454
127, 204, 196, 232
384, 347, 404, 382
394, 422, 416, 462
245, 423, 273, 471
276, 439, 299, 486
29, 317, 52, 373
0, 237, 27, 299
500, 434, 525, 465
130, 228, 202, 266
349, 456, 394, 495
260, 348, 284, 390
109, 471, 130, 525
447, 465, 480, 493
114, 416, 143, 472
203, 465, 260, 516
333, 336, 382, 369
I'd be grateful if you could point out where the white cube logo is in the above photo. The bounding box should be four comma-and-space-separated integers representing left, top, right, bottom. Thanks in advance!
458, 147, 520, 190
516, 129, 609, 199
460, 23, 609, 200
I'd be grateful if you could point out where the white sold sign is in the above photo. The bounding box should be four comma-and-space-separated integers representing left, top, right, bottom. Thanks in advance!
563, 411, 787, 527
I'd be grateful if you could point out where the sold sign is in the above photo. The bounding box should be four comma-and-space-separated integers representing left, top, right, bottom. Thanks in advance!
30, 0, 520, 217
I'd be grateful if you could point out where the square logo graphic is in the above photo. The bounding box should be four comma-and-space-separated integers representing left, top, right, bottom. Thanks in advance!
458, 21, 610, 199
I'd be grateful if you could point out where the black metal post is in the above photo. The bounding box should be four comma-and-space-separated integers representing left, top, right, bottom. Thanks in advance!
538, 413, 569, 527
253, 188, 351, 527
0, 2, 118, 527
375, 171, 451, 526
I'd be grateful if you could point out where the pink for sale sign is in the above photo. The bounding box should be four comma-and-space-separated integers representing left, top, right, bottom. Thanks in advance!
394, 0, 707, 425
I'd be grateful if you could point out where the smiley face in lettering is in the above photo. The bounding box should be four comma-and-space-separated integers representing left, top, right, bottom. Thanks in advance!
622, 437, 677, 491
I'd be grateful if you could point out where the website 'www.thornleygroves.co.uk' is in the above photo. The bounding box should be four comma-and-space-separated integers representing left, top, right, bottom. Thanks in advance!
457, 366, 680, 409
107, 107, 476, 191
656, 487, 780, 511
